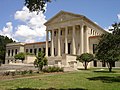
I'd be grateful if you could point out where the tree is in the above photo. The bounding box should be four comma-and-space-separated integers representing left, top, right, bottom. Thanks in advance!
0, 35, 14, 64
14, 52, 25, 62
25, 0, 51, 13
34, 51, 48, 71
96, 22, 120, 72
76, 53, 94, 70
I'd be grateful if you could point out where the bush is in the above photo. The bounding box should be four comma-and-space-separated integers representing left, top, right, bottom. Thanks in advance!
21, 70, 28, 75
3, 71, 10, 76
42, 66, 64, 73
28, 70, 33, 74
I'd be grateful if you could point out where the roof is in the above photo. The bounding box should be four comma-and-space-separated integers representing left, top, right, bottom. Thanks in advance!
25, 41, 50, 45
44, 10, 108, 33
44, 10, 84, 25
89, 36, 101, 38
25, 41, 46, 45
6, 42, 25, 46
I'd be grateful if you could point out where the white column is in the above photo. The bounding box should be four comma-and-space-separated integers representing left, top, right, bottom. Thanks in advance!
80, 25, 84, 54
72, 26, 76, 54
65, 27, 68, 54
58, 28, 61, 56
85, 27, 89, 53
46, 30, 48, 57
51, 30, 54, 56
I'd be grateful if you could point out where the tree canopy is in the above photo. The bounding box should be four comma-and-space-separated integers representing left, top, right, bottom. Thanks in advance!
96, 22, 120, 72
25, 0, 51, 13
0, 35, 14, 64
34, 51, 48, 71
14, 52, 25, 61
76, 53, 94, 70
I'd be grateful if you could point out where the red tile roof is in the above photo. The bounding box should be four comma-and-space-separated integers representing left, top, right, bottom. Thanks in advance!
89, 36, 101, 38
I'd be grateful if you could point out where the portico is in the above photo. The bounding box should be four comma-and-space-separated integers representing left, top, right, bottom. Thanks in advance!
45, 10, 106, 67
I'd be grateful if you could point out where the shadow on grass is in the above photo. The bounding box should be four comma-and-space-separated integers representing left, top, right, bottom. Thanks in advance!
87, 76, 120, 83
93, 71, 116, 73
9, 87, 87, 90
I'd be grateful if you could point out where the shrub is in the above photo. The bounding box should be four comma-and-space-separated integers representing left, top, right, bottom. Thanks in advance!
21, 70, 28, 75
28, 70, 33, 74
42, 66, 64, 73
3, 71, 10, 76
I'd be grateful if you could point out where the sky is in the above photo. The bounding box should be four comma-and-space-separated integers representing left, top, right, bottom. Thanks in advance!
0, 0, 120, 43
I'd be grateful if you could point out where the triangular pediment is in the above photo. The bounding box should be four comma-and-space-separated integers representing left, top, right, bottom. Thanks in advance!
45, 11, 84, 25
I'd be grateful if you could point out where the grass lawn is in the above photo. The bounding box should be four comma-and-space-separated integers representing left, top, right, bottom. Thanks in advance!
0, 68, 120, 90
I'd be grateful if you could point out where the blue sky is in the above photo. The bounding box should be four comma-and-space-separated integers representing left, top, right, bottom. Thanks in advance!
0, 0, 120, 42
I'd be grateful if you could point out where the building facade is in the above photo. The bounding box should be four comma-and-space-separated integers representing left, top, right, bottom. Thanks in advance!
5, 11, 120, 68
5, 42, 51, 64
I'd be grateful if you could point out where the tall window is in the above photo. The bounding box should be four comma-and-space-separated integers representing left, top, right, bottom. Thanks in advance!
39, 48, 41, 52
34, 48, 37, 55
43, 48, 46, 54
93, 44, 97, 54
26, 49, 28, 53
61, 30, 62, 35
15, 49, 17, 54
8, 50, 10, 56
91, 29, 92, 34
54, 31, 56, 36
12, 49, 14, 56
30, 49, 32, 53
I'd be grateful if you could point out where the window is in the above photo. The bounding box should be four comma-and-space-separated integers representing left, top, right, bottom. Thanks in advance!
39, 48, 41, 52
43, 48, 46, 54
93, 61, 97, 67
30, 49, 32, 53
93, 31, 94, 35
68, 29, 70, 34
15, 49, 17, 54
91, 29, 92, 34
93, 44, 97, 54
34, 48, 37, 55
54, 31, 56, 36
12, 49, 14, 56
8, 50, 10, 56
48, 47, 51, 56
26, 49, 28, 53
61, 30, 62, 35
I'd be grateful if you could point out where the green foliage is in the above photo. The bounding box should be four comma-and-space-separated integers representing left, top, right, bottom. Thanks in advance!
96, 22, 120, 72
25, 0, 51, 13
42, 66, 64, 73
109, 22, 120, 35
76, 53, 94, 70
34, 51, 48, 71
14, 52, 25, 61
0, 35, 14, 64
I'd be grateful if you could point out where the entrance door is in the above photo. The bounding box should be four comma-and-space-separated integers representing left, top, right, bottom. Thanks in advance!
68, 43, 71, 54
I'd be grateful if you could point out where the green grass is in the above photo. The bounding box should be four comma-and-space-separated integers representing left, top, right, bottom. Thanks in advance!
0, 68, 120, 90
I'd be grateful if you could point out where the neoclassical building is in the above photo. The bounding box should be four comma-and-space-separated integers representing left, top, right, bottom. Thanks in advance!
5, 11, 120, 68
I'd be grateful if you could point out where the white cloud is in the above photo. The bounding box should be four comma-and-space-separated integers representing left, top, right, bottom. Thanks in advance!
14, 6, 47, 42
117, 14, 120, 20
0, 6, 47, 43
0, 22, 17, 41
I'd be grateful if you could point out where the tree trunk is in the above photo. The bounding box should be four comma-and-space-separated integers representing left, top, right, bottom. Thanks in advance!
85, 61, 87, 70
109, 62, 112, 72
107, 62, 112, 72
